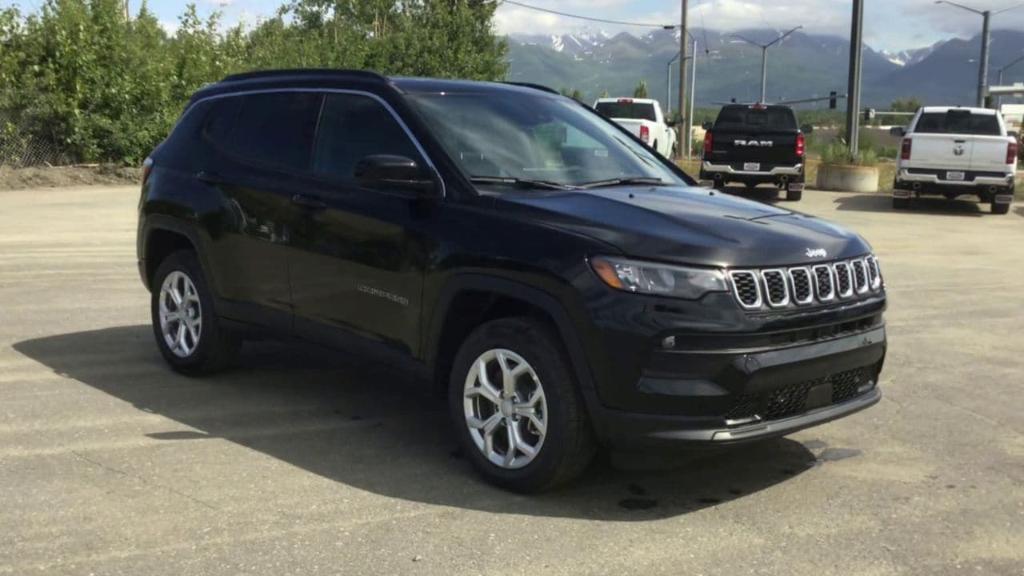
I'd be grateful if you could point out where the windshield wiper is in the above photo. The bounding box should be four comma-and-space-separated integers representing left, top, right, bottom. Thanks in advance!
577, 177, 667, 189
469, 176, 580, 191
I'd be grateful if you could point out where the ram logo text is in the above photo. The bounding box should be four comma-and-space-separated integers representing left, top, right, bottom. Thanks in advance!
734, 140, 774, 147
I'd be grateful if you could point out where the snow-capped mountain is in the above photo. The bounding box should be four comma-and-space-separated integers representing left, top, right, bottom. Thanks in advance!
880, 41, 947, 67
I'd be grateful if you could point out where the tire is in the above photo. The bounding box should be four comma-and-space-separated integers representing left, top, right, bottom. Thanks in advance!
448, 317, 596, 493
893, 197, 910, 210
785, 186, 803, 202
992, 199, 1010, 215
150, 250, 240, 375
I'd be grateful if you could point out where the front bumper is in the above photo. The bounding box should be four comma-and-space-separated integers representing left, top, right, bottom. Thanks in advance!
586, 321, 886, 449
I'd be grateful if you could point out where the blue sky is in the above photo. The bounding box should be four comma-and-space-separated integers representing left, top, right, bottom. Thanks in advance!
5, 0, 1024, 52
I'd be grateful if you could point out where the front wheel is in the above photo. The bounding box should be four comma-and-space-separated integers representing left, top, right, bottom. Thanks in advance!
449, 318, 595, 492
992, 199, 1010, 215
151, 250, 240, 375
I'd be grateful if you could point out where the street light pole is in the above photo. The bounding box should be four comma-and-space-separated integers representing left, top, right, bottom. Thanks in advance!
935, 1, 1024, 107
731, 26, 803, 103
678, 0, 689, 159
689, 39, 697, 159
667, 52, 681, 116
846, 0, 864, 158
995, 53, 1024, 108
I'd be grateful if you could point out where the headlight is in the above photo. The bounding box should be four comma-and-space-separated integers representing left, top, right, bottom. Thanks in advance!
590, 256, 728, 299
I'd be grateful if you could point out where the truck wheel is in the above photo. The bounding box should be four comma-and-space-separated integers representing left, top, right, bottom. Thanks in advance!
785, 187, 803, 201
893, 197, 910, 210
448, 318, 595, 493
151, 250, 241, 375
992, 199, 1010, 215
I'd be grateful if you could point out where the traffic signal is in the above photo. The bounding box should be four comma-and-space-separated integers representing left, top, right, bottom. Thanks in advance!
829, 91, 837, 110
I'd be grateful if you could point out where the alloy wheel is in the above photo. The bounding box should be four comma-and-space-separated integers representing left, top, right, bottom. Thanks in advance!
158, 270, 202, 358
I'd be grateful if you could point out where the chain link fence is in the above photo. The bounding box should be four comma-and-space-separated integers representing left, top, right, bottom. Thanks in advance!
0, 111, 73, 169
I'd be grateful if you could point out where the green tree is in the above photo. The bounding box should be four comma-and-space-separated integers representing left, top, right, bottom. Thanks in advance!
633, 80, 648, 99
891, 97, 922, 113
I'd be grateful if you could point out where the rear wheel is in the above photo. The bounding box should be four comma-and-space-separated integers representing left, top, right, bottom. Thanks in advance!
785, 185, 803, 202
151, 251, 240, 375
992, 199, 1010, 215
449, 318, 595, 492
893, 197, 911, 209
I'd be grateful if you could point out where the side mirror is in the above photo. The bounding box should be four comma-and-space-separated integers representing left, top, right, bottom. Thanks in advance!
890, 126, 907, 137
355, 155, 437, 195
1009, 131, 1019, 140
702, 121, 714, 130
800, 124, 815, 135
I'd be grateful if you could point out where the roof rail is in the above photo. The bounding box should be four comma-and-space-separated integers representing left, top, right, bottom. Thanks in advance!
503, 81, 560, 95
221, 69, 389, 84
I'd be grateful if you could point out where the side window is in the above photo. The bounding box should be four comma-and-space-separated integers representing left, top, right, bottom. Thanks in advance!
203, 93, 323, 172
313, 94, 423, 184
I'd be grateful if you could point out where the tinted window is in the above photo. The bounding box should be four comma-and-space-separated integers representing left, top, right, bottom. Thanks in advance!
915, 111, 1001, 136
204, 92, 323, 172
714, 106, 797, 131
313, 94, 422, 183
595, 101, 657, 122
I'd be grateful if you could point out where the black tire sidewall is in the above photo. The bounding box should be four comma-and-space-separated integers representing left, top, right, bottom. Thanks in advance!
448, 318, 590, 492
150, 251, 233, 374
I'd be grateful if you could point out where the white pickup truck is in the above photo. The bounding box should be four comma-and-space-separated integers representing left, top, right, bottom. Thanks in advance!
594, 98, 678, 158
893, 106, 1018, 215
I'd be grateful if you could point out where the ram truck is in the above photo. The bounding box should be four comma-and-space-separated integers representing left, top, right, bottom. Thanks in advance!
893, 106, 1018, 214
594, 97, 678, 158
700, 104, 806, 201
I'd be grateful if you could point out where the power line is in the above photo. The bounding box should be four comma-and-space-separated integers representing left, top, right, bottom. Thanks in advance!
498, 0, 677, 29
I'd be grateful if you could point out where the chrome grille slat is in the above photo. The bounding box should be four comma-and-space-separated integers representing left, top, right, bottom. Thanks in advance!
833, 262, 853, 298
729, 256, 882, 311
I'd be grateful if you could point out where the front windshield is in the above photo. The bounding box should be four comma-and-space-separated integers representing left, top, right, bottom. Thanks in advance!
406, 92, 686, 189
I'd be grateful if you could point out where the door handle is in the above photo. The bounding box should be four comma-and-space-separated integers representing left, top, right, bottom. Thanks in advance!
291, 194, 327, 210
196, 171, 227, 185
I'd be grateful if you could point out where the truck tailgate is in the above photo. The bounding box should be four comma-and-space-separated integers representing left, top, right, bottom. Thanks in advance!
707, 129, 799, 165
908, 134, 973, 170
969, 136, 1011, 172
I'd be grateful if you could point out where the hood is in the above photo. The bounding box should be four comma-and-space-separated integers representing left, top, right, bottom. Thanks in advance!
495, 186, 871, 268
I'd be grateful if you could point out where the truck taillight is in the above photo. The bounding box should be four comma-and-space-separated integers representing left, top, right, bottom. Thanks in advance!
901, 138, 912, 161
796, 133, 805, 157
639, 125, 650, 143
1008, 141, 1019, 165
703, 131, 713, 156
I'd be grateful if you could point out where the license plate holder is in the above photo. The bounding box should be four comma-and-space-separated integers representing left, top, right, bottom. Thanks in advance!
743, 162, 761, 172
945, 171, 965, 182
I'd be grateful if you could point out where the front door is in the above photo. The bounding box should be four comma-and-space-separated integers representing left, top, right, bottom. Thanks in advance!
289, 92, 436, 355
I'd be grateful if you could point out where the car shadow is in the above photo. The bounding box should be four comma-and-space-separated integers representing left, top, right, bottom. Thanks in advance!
832, 193, 986, 217
13, 326, 822, 521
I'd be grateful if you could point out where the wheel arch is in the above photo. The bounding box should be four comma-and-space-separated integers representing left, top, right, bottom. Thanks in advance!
424, 275, 598, 404
140, 216, 216, 294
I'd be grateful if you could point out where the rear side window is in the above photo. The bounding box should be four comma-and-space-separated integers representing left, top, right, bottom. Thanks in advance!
594, 101, 657, 122
715, 107, 797, 131
203, 92, 323, 172
312, 94, 423, 183
914, 111, 1001, 136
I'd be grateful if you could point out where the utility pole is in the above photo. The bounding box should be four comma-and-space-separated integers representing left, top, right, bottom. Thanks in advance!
678, 0, 689, 159
688, 39, 697, 160
731, 26, 803, 103
846, 0, 864, 159
935, 1, 1024, 108
667, 52, 681, 116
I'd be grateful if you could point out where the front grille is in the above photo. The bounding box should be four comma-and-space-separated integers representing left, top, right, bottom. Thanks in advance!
723, 367, 875, 424
813, 265, 835, 301
762, 270, 789, 307
789, 268, 813, 304
852, 260, 868, 293
834, 262, 853, 298
729, 271, 762, 309
729, 256, 882, 311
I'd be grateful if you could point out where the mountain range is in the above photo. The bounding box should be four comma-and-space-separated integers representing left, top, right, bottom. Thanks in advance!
506, 28, 1024, 108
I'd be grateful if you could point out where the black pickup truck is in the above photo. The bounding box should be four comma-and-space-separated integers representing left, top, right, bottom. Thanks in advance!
700, 104, 806, 201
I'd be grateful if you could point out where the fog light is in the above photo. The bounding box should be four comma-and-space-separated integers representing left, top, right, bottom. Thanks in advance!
857, 380, 876, 394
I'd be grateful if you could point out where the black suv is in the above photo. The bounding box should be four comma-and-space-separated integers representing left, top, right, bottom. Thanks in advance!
700, 104, 807, 201
138, 70, 886, 492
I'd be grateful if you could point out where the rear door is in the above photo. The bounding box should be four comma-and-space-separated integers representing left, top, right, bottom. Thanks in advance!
197, 92, 323, 330
707, 106, 799, 166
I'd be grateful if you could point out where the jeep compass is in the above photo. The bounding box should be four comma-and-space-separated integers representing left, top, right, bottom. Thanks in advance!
137, 70, 886, 492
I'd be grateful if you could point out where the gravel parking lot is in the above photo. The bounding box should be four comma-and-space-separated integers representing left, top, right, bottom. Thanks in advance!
2, 185, 1022, 576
